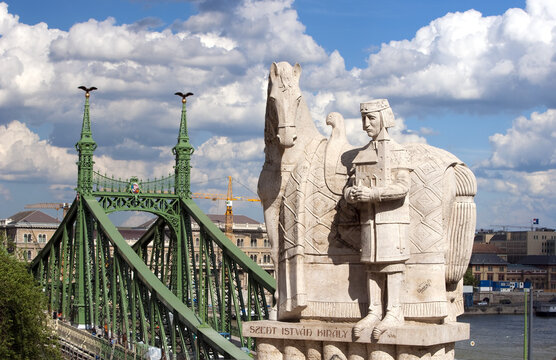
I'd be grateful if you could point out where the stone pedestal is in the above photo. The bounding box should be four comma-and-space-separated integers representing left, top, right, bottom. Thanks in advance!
243, 320, 468, 360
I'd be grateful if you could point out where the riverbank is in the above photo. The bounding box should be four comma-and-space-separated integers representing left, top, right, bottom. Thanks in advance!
465, 291, 556, 315
465, 304, 525, 315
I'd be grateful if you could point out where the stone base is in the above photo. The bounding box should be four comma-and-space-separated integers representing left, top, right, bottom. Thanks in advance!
243, 320, 469, 360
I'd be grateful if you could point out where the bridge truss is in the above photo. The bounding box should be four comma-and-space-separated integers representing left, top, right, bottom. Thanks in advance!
30, 90, 275, 359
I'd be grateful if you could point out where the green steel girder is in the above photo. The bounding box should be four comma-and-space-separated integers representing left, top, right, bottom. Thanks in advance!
95, 193, 180, 225
182, 198, 276, 292
132, 217, 166, 251
31, 199, 78, 270
84, 196, 250, 359
30, 91, 277, 358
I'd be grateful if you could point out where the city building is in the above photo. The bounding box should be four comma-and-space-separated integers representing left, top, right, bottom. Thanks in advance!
506, 264, 547, 290
469, 243, 508, 283
198, 214, 271, 272
0, 210, 60, 261
516, 255, 556, 291
477, 228, 556, 263
122, 214, 272, 276
1, 206, 272, 279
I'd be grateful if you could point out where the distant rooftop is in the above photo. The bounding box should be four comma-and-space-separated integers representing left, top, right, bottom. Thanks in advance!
516, 255, 556, 265
469, 253, 507, 265
207, 214, 261, 225
134, 214, 262, 230
3, 210, 59, 225
507, 263, 544, 272
489, 233, 507, 242
472, 243, 501, 254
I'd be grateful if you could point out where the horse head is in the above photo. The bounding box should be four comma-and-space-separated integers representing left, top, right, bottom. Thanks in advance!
266, 62, 303, 148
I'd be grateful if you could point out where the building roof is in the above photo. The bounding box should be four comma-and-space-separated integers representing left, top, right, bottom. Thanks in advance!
472, 243, 501, 254
5, 210, 59, 225
489, 233, 507, 242
135, 217, 157, 229
119, 228, 148, 241
469, 253, 508, 265
516, 255, 556, 266
207, 214, 261, 225
134, 214, 262, 230
507, 263, 545, 272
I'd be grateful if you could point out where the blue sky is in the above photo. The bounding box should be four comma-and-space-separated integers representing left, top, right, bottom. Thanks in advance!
0, 0, 555, 230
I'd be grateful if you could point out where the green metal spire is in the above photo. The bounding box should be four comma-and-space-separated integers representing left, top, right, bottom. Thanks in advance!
173, 92, 194, 198
76, 87, 98, 196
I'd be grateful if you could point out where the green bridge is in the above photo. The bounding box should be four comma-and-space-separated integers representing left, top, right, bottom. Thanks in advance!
30, 89, 276, 359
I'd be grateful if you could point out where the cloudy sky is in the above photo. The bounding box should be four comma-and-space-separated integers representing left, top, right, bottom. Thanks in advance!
0, 0, 555, 230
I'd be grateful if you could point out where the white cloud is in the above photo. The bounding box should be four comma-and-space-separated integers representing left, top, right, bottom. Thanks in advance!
475, 168, 556, 228
0, 120, 175, 185
0, 183, 10, 200
481, 109, 556, 171
2, 0, 556, 226
474, 107, 556, 227
192, 135, 264, 194
355, 1, 556, 109
0, 121, 76, 181
121, 211, 155, 227
195, 136, 264, 163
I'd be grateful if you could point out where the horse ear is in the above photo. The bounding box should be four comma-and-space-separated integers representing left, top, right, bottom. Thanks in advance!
293, 63, 302, 78
270, 62, 279, 79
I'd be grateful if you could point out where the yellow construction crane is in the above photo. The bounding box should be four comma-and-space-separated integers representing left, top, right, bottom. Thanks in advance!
192, 176, 260, 240
25, 202, 71, 219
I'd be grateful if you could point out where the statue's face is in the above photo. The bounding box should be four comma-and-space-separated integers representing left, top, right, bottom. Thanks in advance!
362, 112, 381, 139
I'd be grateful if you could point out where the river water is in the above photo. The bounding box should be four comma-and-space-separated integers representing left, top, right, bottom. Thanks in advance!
455, 314, 556, 360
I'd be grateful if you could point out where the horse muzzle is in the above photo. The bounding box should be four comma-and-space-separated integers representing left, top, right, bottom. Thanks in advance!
277, 126, 297, 147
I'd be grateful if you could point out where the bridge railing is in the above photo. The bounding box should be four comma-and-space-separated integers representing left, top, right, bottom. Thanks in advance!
53, 319, 147, 359
93, 171, 175, 194
132, 198, 276, 349
32, 196, 253, 360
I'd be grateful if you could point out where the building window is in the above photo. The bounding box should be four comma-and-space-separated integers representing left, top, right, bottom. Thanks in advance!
27, 250, 32, 260
499, 266, 504, 272
498, 274, 505, 281
251, 239, 257, 248
195, 253, 199, 262
38, 234, 46, 243
236, 238, 244, 247
195, 237, 199, 246
487, 274, 493, 281
250, 254, 257, 263
475, 265, 480, 271
474, 274, 481, 282
487, 266, 493, 271
263, 254, 271, 263
23, 233, 32, 243
264, 239, 270, 248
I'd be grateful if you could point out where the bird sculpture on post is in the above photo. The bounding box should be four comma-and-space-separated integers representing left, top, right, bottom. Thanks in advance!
78, 86, 97, 98
175, 91, 194, 103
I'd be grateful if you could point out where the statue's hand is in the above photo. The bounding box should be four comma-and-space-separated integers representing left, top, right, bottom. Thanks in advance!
353, 187, 379, 203
345, 187, 358, 203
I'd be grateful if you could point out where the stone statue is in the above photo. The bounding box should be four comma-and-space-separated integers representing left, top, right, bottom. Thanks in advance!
344, 99, 410, 339
255, 61, 476, 359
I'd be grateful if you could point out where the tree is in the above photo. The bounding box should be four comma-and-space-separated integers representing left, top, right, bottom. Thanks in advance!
0, 245, 61, 359
463, 267, 477, 287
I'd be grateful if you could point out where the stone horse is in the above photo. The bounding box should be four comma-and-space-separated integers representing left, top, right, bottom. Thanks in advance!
258, 62, 476, 324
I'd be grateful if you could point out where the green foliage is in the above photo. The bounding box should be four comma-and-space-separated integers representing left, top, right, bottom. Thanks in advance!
0, 246, 61, 360
463, 267, 477, 287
